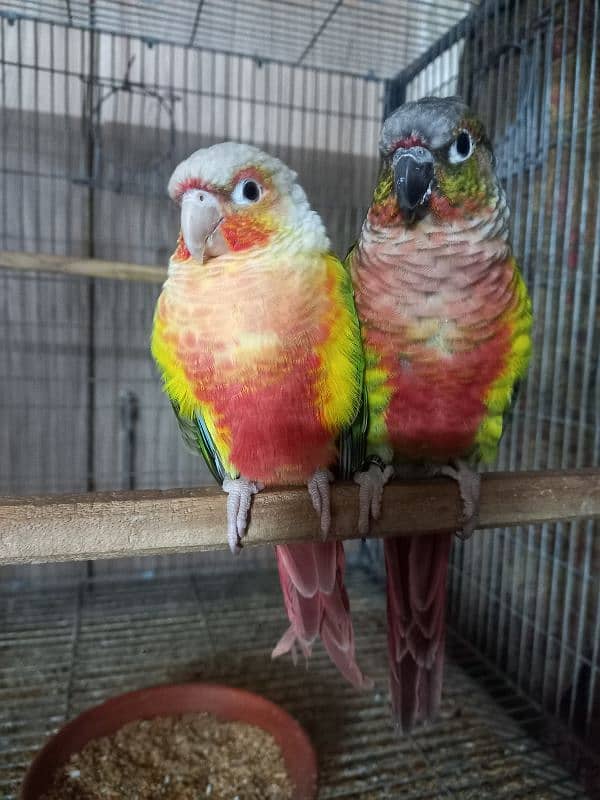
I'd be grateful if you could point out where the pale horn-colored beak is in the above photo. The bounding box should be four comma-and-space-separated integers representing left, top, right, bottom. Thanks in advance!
180, 189, 225, 263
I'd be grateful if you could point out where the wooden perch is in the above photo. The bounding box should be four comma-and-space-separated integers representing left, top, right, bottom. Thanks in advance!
0, 470, 599, 566
0, 249, 165, 284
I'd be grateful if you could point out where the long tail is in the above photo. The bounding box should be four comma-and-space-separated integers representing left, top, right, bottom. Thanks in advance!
272, 541, 372, 689
384, 532, 452, 732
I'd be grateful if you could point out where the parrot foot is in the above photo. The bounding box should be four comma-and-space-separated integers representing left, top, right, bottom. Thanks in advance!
307, 469, 334, 539
354, 462, 394, 536
222, 477, 264, 554
436, 459, 481, 539
272, 625, 312, 665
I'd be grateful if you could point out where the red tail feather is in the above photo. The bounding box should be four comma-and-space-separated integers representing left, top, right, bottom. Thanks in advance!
384, 533, 452, 732
273, 541, 372, 690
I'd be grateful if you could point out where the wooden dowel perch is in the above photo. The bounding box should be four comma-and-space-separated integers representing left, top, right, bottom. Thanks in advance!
1, 470, 599, 566
0, 250, 165, 284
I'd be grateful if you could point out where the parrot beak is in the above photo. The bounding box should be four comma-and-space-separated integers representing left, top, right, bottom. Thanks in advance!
393, 146, 435, 217
180, 189, 227, 262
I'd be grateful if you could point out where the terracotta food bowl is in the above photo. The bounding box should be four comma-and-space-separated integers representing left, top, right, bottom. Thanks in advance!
20, 683, 318, 800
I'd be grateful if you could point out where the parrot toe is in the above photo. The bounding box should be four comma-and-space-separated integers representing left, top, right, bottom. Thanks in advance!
307, 468, 334, 538
222, 477, 264, 553
437, 459, 481, 539
354, 463, 394, 536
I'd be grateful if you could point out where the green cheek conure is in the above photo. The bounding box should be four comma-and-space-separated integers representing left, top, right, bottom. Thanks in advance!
151, 142, 370, 689
347, 97, 532, 731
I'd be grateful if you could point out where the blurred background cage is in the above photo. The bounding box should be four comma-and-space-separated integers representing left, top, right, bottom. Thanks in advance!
0, 0, 599, 797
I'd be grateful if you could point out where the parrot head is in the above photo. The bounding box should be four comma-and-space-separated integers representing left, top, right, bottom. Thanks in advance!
372, 96, 498, 226
168, 142, 328, 264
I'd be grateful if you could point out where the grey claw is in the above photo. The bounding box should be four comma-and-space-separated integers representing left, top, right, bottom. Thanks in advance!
354, 463, 393, 536
222, 478, 263, 553
438, 460, 481, 539
307, 469, 334, 538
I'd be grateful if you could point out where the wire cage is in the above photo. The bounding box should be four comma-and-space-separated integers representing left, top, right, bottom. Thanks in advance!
0, 0, 599, 797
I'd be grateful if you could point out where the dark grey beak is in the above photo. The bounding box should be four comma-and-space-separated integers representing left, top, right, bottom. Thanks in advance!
393, 146, 434, 214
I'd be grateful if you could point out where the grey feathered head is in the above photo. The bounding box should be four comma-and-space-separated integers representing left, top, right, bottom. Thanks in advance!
376, 96, 496, 219
380, 96, 473, 156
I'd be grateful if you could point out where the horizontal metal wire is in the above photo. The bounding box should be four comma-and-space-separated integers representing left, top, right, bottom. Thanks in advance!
0, 0, 476, 80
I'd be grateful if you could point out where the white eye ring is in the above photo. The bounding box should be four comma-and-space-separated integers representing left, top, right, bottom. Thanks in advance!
231, 178, 263, 205
448, 130, 474, 164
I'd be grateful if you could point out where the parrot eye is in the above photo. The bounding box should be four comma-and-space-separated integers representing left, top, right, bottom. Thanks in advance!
232, 178, 263, 205
448, 130, 474, 164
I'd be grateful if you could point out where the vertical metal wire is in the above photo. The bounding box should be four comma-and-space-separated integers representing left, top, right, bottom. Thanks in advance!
263, 59, 271, 154
356, 75, 371, 250
84, 27, 96, 498
324, 68, 336, 239
552, 0, 588, 717
299, 64, 309, 190
139, 37, 150, 263
476, 0, 504, 657
275, 61, 283, 155
549, 2, 583, 468
32, 18, 40, 253
511, 10, 544, 690
538, 0, 571, 708
16, 17, 24, 247
532, 2, 567, 472
289, 60, 297, 156
573, 12, 599, 472
586, 578, 600, 738
49, 21, 57, 253
568, 0, 600, 728
64, 24, 73, 254
486, 0, 530, 692
47, 21, 59, 486
109, 32, 117, 260
576, 35, 600, 729
123, 34, 134, 260
0, 20, 5, 249
476, 0, 511, 656
512, 0, 545, 688
250, 55, 257, 144
452, 10, 483, 641
235, 55, 243, 142
1, 272, 9, 492
525, 2, 558, 702
497, 0, 527, 678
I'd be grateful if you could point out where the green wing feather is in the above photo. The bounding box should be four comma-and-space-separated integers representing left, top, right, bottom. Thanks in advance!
336, 242, 368, 480
170, 399, 231, 485
473, 258, 533, 464
337, 383, 368, 480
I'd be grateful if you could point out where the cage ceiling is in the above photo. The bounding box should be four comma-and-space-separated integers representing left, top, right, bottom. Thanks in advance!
6, 0, 476, 78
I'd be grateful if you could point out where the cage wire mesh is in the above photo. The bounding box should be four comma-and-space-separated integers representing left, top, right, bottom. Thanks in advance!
0, 564, 595, 799
0, 0, 599, 796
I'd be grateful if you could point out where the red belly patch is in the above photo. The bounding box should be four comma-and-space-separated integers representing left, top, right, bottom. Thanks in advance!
197, 351, 335, 484
382, 327, 511, 461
